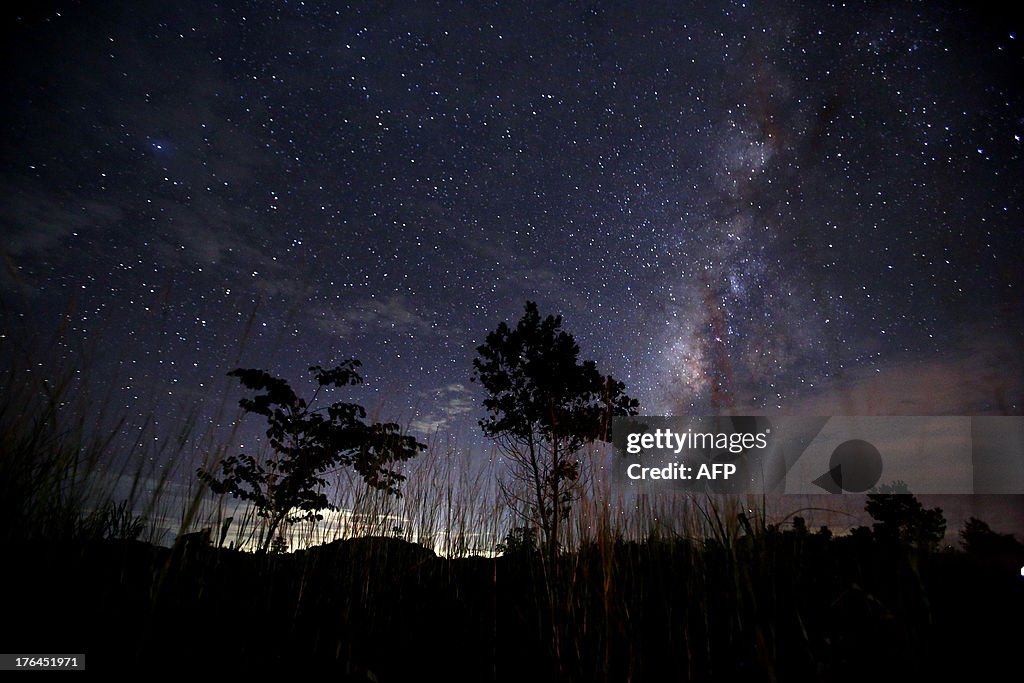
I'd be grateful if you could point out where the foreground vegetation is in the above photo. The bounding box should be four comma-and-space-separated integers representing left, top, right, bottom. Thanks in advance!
5, 511, 1023, 680
2, 323, 1022, 681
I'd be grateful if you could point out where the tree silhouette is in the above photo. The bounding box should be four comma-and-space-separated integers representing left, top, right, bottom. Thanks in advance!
865, 480, 946, 551
472, 301, 639, 564
198, 361, 426, 552
496, 525, 539, 559
960, 516, 1024, 555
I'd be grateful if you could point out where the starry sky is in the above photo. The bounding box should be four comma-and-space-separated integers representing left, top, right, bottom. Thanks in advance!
2, 1, 1022, 511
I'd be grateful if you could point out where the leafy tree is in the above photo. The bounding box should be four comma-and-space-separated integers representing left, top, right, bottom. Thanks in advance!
496, 525, 539, 559
960, 516, 1024, 555
198, 361, 426, 552
792, 516, 808, 536
472, 301, 639, 564
865, 480, 946, 551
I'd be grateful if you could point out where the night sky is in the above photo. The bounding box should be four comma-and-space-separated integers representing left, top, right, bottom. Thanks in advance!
3, 1, 1022, 514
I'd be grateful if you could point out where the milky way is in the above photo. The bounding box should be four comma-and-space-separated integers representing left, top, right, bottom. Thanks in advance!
2, 1, 1021, 472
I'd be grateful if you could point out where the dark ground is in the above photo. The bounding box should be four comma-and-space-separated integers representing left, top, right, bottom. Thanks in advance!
5, 533, 1022, 681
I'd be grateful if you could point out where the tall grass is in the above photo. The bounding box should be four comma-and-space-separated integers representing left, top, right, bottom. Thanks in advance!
0, 339, 140, 544
3, 329, 977, 681
0, 305, 818, 557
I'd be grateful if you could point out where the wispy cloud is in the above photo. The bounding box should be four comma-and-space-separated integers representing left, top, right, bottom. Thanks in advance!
409, 382, 475, 435
0, 182, 125, 258
463, 233, 574, 303
313, 294, 449, 341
